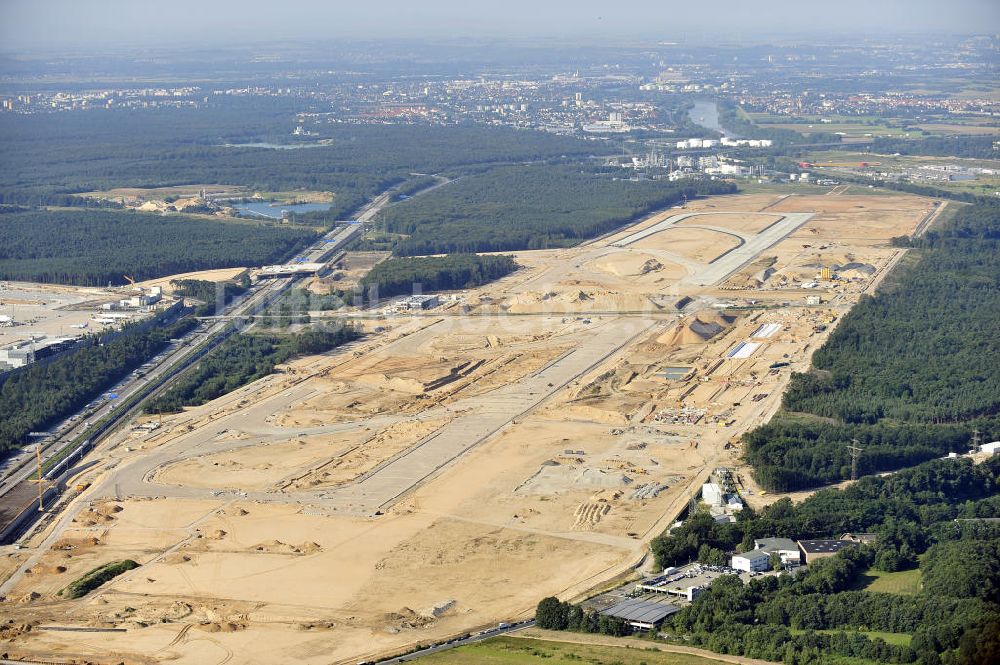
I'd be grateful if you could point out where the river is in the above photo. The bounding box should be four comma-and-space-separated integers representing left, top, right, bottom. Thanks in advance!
688, 99, 737, 138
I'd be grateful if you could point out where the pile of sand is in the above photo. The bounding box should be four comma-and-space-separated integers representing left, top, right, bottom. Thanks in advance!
559, 404, 629, 426
591, 253, 665, 278
252, 540, 299, 554
199, 622, 245, 633
753, 266, 776, 284
356, 373, 426, 395
383, 607, 436, 631
251, 540, 320, 554
656, 313, 731, 346
837, 262, 876, 278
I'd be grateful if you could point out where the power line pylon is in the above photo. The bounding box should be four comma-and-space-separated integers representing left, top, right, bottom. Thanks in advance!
847, 439, 864, 482
27, 445, 46, 511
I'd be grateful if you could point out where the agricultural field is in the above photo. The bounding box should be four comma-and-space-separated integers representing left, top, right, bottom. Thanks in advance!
746, 112, 999, 139
911, 123, 1000, 136
745, 113, 914, 138
422, 636, 731, 665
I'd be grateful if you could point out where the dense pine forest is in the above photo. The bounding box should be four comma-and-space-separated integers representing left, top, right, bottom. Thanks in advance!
0, 108, 600, 209
868, 135, 998, 159
171, 278, 249, 315
0, 208, 315, 286
542, 456, 1000, 665
378, 165, 737, 255
0, 318, 196, 455
744, 202, 1000, 491
145, 325, 358, 414
358, 254, 519, 298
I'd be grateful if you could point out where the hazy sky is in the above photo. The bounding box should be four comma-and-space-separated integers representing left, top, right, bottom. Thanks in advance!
2, 0, 998, 51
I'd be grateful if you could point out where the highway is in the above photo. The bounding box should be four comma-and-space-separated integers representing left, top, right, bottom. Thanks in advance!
0, 217, 369, 542
370, 620, 535, 664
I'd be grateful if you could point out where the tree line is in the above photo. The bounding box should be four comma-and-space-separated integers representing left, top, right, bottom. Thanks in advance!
0, 108, 599, 210
378, 165, 737, 255
145, 324, 358, 414
0, 208, 316, 286
358, 254, 519, 299
540, 456, 1000, 665
171, 278, 249, 316
0, 317, 196, 455
744, 202, 1000, 491
869, 135, 998, 159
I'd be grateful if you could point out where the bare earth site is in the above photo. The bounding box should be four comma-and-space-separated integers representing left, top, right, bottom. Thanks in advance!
1, 192, 935, 664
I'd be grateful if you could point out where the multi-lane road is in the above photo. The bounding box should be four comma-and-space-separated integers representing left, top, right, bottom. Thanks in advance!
369, 621, 535, 664
0, 216, 371, 541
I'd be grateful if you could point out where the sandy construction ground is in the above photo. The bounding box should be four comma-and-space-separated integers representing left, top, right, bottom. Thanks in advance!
1, 191, 932, 665
629, 227, 742, 263
135, 268, 249, 294
676, 212, 784, 234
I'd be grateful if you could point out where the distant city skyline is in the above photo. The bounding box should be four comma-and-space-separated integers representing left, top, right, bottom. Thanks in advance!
1, 0, 998, 52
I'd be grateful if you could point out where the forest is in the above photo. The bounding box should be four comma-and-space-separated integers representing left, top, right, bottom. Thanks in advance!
378, 165, 737, 255
0, 317, 196, 455
171, 278, 249, 316
145, 324, 358, 413
743, 202, 1000, 491
0, 208, 315, 286
0, 108, 599, 209
869, 135, 998, 159
541, 456, 1000, 665
358, 254, 519, 298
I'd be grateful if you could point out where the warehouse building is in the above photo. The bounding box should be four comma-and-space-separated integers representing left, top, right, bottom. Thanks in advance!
754, 537, 802, 566
797, 539, 858, 564
702, 482, 724, 507
393, 294, 440, 311
599, 598, 680, 632
979, 441, 1000, 455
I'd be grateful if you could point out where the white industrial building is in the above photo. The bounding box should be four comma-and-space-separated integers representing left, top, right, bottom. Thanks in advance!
393, 294, 440, 311
119, 286, 163, 309
702, 482, 724, 506
731, 550, 771, 572
754, 537, 801, 566
980, 441, 1000, 455
0, 346, 33, 369
720, 137, 774, 148
0, 335, 81, 372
